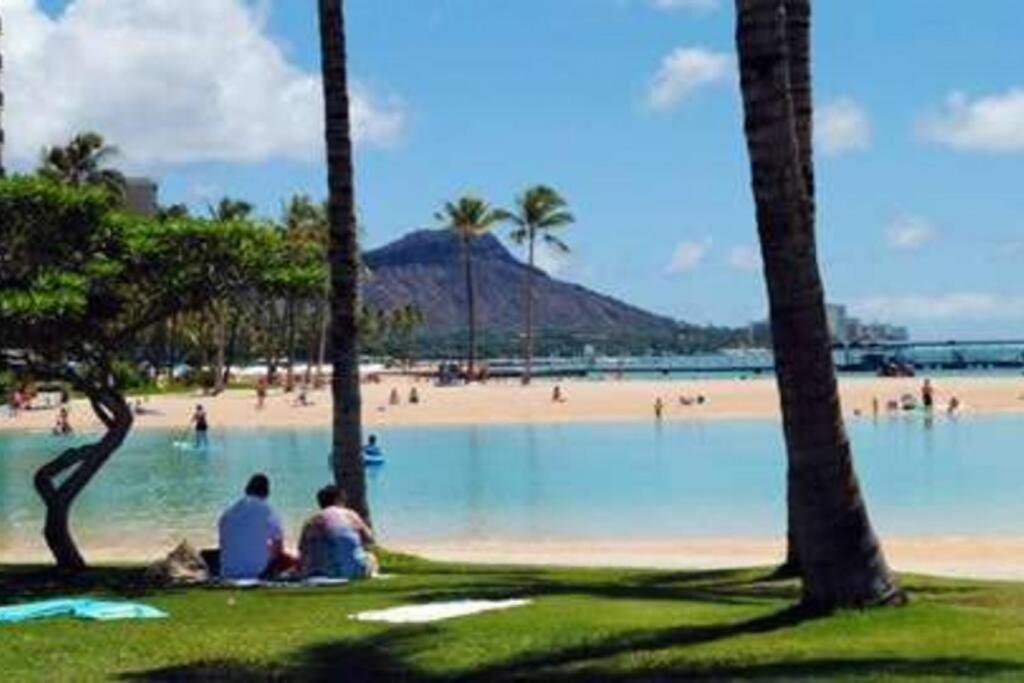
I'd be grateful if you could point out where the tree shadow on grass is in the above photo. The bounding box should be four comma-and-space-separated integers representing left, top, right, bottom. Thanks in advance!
120, 612, 1024, 682
0, 565, 160, 603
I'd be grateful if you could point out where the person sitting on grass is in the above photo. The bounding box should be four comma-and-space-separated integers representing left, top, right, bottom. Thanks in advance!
218, 474, 297, 579
298, 485, 378, 580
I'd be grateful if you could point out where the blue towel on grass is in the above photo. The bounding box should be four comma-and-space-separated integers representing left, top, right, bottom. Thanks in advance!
0, 598, 167, 624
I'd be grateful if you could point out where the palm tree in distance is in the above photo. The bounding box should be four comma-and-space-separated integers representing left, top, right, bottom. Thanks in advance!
39, 132, 127, 199
318, 0, 369, 521
207, 197, 254, 222
205, 198, 255, 394
735, 0, 903, 610
497, 186, 575, 384
436, 196, 504, 379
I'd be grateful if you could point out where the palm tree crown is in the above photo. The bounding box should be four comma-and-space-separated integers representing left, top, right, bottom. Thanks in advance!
501, 185, 574, 255
39, 132, 126, 198
436, 196, 505, 243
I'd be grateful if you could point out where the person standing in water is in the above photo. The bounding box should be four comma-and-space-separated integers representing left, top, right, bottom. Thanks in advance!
921, 379, 934, 411
191, 404, 210, 448
255, 377, 268, 410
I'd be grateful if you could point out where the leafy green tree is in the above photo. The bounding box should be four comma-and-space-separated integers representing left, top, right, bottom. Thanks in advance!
735, 0, 901, 608
156, 203, 191, 221
38, 132, 127, 200
390, 305, 425, 367
497, 185, 575, 384
435, 196, 504, 378
0, 177, 318, 570
318, 0, 369, 521
207, 197, 255, 222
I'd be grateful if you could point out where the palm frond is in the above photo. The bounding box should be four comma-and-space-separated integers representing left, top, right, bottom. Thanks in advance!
543, 234, 571, 254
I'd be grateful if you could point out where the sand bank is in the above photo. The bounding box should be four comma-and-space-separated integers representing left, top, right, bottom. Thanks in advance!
2, 375, 1023, 433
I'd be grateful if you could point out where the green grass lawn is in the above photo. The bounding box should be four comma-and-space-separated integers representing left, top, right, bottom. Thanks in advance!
3, 553, 1024, 681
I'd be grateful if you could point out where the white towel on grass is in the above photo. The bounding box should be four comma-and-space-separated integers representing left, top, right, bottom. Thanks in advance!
350, 598, 531, 624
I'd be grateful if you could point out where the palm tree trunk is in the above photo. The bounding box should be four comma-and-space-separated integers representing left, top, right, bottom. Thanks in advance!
522, 232, 536, 385
462, 237, 478, 379
319, 0, 369, 522
213, 301, 229, 395
316, 294, 329, 386
779, 0, 814, 575
34, 384, 133, 571
735, 0, 902, 610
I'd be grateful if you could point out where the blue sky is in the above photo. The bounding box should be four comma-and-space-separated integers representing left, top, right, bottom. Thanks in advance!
3, 0, 1023, 339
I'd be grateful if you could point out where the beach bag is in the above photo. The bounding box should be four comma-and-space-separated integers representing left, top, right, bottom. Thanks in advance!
145, 540, 210, 585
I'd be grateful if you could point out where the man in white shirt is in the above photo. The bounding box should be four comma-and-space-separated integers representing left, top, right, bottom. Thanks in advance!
218, 474, 294, 579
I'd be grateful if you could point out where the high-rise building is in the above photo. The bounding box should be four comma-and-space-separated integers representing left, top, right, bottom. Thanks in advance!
125, 177, 159, 217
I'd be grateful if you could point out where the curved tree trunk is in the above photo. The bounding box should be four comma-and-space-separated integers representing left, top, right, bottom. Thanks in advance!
34, 385, 133, 571
735, 0, 902, 610
319, 0, 369, 522
522, 232, 536, 385
463, 238, 478, 379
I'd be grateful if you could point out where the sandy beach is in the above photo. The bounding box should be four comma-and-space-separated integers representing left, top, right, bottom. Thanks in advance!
3, 375, 1023, 433
5, 374, 1024, 579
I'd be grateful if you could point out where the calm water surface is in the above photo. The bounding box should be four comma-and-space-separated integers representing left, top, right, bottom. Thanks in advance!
1, 415, 1022, 557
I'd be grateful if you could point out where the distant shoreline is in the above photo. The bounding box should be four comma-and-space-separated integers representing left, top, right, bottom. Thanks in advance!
2, 375, 1024, 434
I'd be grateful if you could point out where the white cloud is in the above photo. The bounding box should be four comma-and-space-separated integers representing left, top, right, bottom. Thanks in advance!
816, 97, 871, 156
886, 214, 935, 251
646, 47, 732, 112
666, 238, 711, 273
918, 89, 1024, 153
0, 0, 406, 169
532, 247, 570, 277
851, 293, 1024, 322
726, 245, 760, 271
648, 0, 720, 12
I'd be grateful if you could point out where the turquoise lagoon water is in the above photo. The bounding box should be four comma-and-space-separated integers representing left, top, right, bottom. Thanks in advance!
1, 415, 1023, 557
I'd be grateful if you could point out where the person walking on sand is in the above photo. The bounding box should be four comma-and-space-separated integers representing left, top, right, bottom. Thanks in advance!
552, 384, 565, 403
921, 379, 935, 411
654, 397, 664, 420
409, 386, 420, 404
389, 388, 401, 406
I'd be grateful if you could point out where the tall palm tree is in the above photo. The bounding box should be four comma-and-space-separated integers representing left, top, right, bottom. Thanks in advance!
282, 195, 331, 385
498, 186, 575, 384
206, 198, 255, 394
0, 12, 6, 179
734, 0, 903, 610
318, 0, 369, 521
436, 196, 504, 378
38, 132, 126, 199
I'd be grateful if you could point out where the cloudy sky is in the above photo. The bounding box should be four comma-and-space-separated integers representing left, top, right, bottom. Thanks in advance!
1, 0, 1022, 339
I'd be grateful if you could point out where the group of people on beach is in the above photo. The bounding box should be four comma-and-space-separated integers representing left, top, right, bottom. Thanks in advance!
217, 473, 377, 581
869, 378, 961, 417
389, 386, 420, 406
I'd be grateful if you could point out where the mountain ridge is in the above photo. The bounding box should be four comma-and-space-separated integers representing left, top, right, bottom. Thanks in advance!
361, 229, 679, 341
